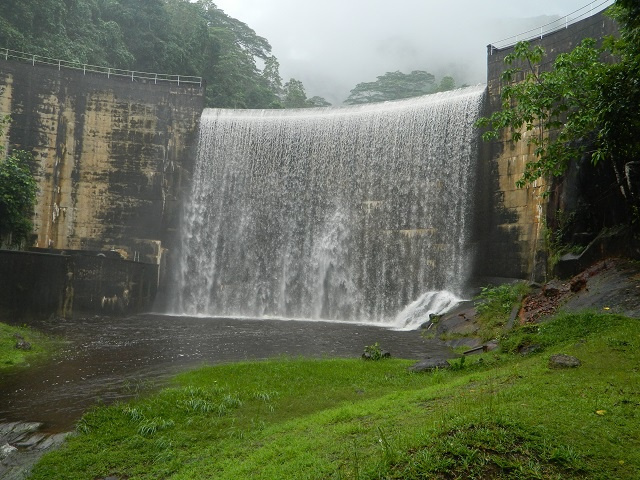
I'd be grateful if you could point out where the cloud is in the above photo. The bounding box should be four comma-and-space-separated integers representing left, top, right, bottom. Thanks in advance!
213, 0, 608, 104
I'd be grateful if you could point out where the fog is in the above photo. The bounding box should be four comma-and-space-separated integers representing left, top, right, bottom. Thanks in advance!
213, 0, 613, 104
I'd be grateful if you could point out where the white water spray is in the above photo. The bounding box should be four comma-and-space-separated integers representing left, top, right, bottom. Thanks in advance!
175, 85, 486, 328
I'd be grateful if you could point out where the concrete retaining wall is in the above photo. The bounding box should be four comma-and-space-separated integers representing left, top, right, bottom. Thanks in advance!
474, 10, 618, 282
0, 249, 157, 320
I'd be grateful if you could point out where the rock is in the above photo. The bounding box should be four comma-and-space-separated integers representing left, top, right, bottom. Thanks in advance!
570, 276, 587, 293
409, 357, 451, 372
0, 423, 71, 480
519, 344, 542, 355
15, 340, 32, 351
549, 353, 582, 368
14, 433, 46, 448
1, 443, 17, 460
543, 280, 562, 297
484, 340, 499, 352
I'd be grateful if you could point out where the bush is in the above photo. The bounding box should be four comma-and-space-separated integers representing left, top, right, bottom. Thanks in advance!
0, 116, 37, 247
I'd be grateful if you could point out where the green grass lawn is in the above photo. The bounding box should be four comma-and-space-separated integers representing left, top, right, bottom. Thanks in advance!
0, 321, 59, 370
30, 311, 639, 479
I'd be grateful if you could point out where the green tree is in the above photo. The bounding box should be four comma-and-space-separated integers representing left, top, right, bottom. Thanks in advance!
0, 117, 37, 247
262, 56, 283, 96
437, 75, 456, 92
344, 70, 437, 105
306, 96, 332, 108
0, 0, 286, 109
282, 78, 308, 108
476, 0, 640, 224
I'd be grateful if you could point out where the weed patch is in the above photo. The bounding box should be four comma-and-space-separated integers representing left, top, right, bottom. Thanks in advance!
475, 283, 529, 341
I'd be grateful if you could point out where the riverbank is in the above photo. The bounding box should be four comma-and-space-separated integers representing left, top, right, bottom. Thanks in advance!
29, 310, 639, 479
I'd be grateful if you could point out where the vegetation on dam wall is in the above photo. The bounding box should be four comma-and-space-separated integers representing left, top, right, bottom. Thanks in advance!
0, 116, 37, 248
474, 5, 639, 281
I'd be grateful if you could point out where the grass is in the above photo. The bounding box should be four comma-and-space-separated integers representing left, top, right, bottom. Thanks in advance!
474, 283, 529, 341
0, 321, 59, 369
30, 311, 639, 479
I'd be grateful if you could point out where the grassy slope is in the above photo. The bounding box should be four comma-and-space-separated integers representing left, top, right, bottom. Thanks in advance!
31, 312, 639, 479
0, 322, 58, 369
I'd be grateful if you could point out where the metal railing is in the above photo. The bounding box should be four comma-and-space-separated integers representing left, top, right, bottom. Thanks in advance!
1, 48, 203, 86
489, 0, 615, 53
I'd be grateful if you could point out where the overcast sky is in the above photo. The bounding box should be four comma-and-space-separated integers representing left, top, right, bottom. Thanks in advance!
213, 0, 614, 104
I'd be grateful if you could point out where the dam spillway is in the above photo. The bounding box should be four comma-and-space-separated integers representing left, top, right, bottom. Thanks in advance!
174, 85, 486, 329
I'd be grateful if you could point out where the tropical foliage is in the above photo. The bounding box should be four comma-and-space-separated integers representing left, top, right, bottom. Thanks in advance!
0, 116, 37, 247
476, 0, 640, 222
344, 70, 459, 105
0, 0, 332, 109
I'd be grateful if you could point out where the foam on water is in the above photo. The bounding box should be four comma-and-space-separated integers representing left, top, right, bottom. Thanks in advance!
174, 85, 486, 328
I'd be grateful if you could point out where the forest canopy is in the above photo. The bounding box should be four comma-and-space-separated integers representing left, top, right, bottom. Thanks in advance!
344, 71, 459, 105
0, 0, 297, 108
0, 0, 463, 109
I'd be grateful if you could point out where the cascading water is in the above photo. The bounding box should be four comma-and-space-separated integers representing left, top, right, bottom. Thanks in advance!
174, 85, 486, 329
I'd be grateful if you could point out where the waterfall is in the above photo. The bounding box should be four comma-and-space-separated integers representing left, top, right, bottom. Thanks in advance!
174, 85, 486, 329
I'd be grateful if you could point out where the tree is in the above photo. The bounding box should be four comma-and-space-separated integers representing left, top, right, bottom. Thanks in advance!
282, 78, 308, 108
262, 56, 283, 96
344, 70, 439, 105
0, 0, 286, 109
476, 0, 640, 226
437, 75, 456, 92
306, 96, 332, 108
0, 116, 37, 247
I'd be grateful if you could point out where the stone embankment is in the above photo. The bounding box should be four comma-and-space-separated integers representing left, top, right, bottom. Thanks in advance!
0, 422, 71, 480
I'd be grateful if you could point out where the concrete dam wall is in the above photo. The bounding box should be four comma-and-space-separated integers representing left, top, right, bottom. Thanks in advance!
0, 59, 204, 265
0, 6, 619, 319
474, 9, 618, 282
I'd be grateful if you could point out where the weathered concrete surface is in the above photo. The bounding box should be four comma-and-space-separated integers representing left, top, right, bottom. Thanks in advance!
474, 10, 619, 282
0, 59, 203, 266
0, 249, 157, 320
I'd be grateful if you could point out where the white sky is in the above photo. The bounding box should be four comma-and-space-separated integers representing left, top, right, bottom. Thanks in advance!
212, 0, 613, 104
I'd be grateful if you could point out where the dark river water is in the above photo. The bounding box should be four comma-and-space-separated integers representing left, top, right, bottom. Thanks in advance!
0, 314, 452, 431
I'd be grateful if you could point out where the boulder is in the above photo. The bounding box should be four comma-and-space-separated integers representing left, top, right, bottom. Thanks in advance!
15, 340, 32, 351
519, 344, 542, 355
549, 353, 582, 369
570, 276, 587, 293
409, 357, 451, 372
542, 280, 562, 297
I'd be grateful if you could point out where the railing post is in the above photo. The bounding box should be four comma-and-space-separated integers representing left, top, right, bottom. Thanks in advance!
108, 67, 110, 79
131, 70, 134, 82
83, 64, 86, 75
177, 75, 180, 86
4, 49, 7, 60
58, 60, 61, 71
155, 73, 157, 85
32, 55, 35, 66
